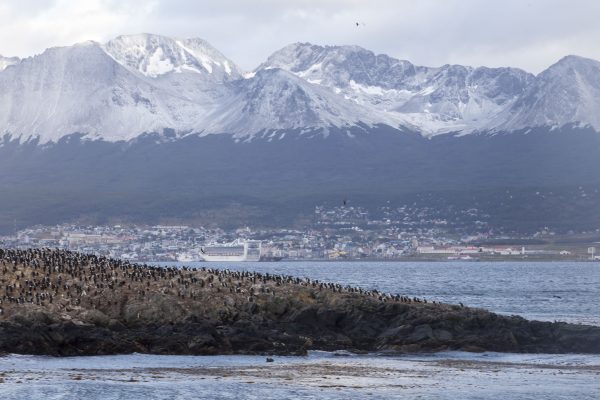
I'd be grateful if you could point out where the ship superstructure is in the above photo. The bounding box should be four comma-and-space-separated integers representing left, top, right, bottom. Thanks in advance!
198, 239, 261, 262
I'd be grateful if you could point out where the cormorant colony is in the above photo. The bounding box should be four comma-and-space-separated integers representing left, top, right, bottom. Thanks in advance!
0, 248, 438, 317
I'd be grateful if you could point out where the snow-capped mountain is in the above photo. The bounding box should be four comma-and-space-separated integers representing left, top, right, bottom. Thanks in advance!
103, 34, 241, 81
0, 40, 226, 142
496, 55, 600, 131
0, 34, 402, 143
0, 34, 600, 144
203, 68, 404, 137
259, 43, 535, 134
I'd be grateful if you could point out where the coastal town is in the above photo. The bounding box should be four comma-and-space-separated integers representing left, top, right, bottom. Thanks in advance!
1, 204, 599, 262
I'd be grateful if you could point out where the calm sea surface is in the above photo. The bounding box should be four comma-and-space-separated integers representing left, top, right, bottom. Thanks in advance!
1, 261, 599, 399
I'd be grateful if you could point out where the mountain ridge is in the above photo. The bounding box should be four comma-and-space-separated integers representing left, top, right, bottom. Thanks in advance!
0, 34, 599, 144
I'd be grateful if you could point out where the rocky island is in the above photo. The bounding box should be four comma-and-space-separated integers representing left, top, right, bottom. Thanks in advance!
0, 248, 599, 356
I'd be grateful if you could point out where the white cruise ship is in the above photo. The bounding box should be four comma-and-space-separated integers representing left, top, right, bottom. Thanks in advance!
176, 252, 200, 262
199, 240, 261, 262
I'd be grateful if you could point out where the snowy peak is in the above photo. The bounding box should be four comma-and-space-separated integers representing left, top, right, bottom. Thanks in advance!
0, 39, 224, 143
0, 55, 20, 71
103, 34, 241, 80
499, 55, 600, 131
546, 55, 600, 73
259, 42, 420, 89
260, 43, 535, 134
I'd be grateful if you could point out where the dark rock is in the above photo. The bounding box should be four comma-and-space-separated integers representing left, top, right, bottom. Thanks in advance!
433, 329, 453, 341
408, 324, 434, 342
0, 248, 599, 356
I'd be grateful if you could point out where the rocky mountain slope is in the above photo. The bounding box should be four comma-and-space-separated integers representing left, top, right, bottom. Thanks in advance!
495, 55, 600, 131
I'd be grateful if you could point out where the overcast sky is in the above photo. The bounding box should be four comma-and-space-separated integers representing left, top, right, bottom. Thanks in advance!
0, 0, 598, 73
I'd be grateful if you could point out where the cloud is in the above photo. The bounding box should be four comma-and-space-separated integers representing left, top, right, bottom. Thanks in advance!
0, 0, 599, 73
0, 0, 156, 56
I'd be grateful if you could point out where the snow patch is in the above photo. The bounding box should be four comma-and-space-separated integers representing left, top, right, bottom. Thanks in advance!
146, 47, 175, 77
223, 61, 232, 74
348, 80, 385, 96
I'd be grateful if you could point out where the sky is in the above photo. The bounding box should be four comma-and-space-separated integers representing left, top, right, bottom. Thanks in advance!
0, 0, 599, 73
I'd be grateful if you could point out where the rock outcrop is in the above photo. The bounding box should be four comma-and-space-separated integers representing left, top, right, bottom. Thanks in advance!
0, 248, 599, 356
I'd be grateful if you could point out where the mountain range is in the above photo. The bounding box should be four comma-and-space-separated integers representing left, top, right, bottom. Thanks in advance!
0, 34, 599, 234
1, 33, 600, 143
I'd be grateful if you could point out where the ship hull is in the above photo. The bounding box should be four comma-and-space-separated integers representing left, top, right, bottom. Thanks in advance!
200, 254, 260, 262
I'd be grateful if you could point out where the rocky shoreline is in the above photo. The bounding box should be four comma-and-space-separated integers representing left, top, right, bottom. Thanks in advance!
0, 249, 599, 356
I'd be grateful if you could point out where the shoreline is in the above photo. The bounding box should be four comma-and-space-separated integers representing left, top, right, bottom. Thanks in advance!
151, 258, 600, 264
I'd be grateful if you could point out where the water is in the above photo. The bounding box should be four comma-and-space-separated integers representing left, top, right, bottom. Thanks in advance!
0, 352, 598, 399
1, 261, 599, 399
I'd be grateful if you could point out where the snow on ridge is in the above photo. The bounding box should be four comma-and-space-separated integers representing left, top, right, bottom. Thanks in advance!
491, 55, 600, 132
0, 55, 20, 71
257, 42, 550, 136
102, 34, 241, 80
0, 35, 599, 144
174, 39, 214, 73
